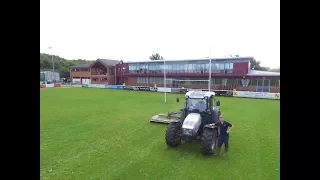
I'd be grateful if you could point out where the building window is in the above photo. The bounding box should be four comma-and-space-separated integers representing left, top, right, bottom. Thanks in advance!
214, 78, 222, 85
118, 67, 126, 72
110, 68, 115, 75
219, 63, 225, 70
249, 79, 257, 86
211, 63, 219, 73
137, 77, 149, 84
128, 61, 235, 74
129, 64, 136, 73
257, 79, 263, 86
226, 79, 235, 85
270, 79, 280, 87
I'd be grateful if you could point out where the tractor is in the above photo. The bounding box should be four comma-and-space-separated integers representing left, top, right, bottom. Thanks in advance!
164, 91, 221, 155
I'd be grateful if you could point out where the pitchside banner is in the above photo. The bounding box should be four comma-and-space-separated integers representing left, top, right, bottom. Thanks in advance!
87, 84, 106, 88
233, 91, 280, 100
157, 87, 172, 93
179, 89, 188, 93
137, 87, 150, 91
213, 90, 233, 97
123, 86, 134, 90
105, 85, 123, 89
149, 87, 157, 92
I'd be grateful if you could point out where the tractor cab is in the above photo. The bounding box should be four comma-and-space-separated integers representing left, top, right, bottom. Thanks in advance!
186, 98, 207, 112
150, 91, 221, 124
183, 91, 219, 120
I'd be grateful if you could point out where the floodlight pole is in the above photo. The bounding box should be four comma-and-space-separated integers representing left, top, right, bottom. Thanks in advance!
49, 46, 54, 82
209, 44, 212, 91
164, 59, 167, 103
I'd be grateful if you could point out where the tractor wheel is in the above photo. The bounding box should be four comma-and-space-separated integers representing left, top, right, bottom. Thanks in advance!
201, 127, 218, 155
165, 122, 182, 147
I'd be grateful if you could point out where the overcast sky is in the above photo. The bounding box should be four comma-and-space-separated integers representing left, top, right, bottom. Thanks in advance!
40, 0, 280, 68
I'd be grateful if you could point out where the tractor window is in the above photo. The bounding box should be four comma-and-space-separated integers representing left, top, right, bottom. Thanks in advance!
187, 99, 207, 112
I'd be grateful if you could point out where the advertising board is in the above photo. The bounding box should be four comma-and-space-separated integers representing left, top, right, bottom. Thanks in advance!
157, 87, 172, 93
233, 91, 280, 100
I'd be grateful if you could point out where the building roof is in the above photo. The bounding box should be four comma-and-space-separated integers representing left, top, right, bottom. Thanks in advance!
70, 63, 93, 68
124, 57, 255, 64
95, 59, 120, 67
71, 59, 120, 68
247, 70, 280, 76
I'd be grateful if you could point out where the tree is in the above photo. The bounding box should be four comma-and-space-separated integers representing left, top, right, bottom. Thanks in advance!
250, 59, 261, 70
149, 53, 164, 60
269, 67, 280, 72
249, 59, 268, 71
40, 53, 93, 77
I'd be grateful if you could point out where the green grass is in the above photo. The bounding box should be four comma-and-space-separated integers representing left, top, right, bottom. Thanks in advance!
40, 88, 280, 180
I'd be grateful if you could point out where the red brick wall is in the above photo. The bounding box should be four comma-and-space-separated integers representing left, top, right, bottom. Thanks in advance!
91, 81, 105, 84
270, 88, 280, 93
235, 87, 256, 91
108, 75, 115, 84
233, 62, 249, 74
115, 63, 129, 78
70, 71, 91, 78
127, 77, 137, 85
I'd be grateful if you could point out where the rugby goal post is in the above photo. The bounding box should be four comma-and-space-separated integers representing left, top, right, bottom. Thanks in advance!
165, 79, 211, 91
162, 79, 211, 102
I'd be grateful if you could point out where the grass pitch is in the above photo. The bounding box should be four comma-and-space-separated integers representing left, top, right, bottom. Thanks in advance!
40, 88, 280, 180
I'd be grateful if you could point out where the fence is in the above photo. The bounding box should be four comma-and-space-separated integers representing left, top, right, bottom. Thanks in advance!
40, 83, 62, 88
40, 82, 280, 100
40, 82, 83, 88
80, 84, 280, 100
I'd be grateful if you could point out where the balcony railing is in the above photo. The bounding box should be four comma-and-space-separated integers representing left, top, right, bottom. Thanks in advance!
91, 72, 107, 75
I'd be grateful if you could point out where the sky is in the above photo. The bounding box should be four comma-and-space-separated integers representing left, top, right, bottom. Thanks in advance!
40, 0, 280, 68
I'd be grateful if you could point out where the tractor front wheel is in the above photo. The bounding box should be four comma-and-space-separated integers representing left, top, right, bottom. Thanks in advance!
165, 122, 182, 147
201, 127, 218, 155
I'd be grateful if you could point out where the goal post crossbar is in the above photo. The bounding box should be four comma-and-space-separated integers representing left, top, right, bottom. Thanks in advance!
165, 78, 211, 91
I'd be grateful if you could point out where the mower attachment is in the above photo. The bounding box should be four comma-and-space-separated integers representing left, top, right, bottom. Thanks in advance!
150, 112, 181, 124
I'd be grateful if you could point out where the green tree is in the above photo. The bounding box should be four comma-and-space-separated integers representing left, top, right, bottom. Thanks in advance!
249, 59, 270, 71
149, 53, 164, 60
40, 53, 93, 77
269, 67, 280, 72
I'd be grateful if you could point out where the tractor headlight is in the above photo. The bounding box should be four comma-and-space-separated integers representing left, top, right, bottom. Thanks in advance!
183, 129, 192, 136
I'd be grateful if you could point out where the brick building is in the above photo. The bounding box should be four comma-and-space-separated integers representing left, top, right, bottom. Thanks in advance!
70, 59, 118, 84
70, 57, 280, 92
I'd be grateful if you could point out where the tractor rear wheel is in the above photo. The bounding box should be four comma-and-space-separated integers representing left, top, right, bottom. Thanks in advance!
165, 122, 182, 147
201, 127, 218, 155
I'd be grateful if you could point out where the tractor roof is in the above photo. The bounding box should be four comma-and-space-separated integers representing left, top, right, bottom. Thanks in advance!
185, 91, 215, 99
